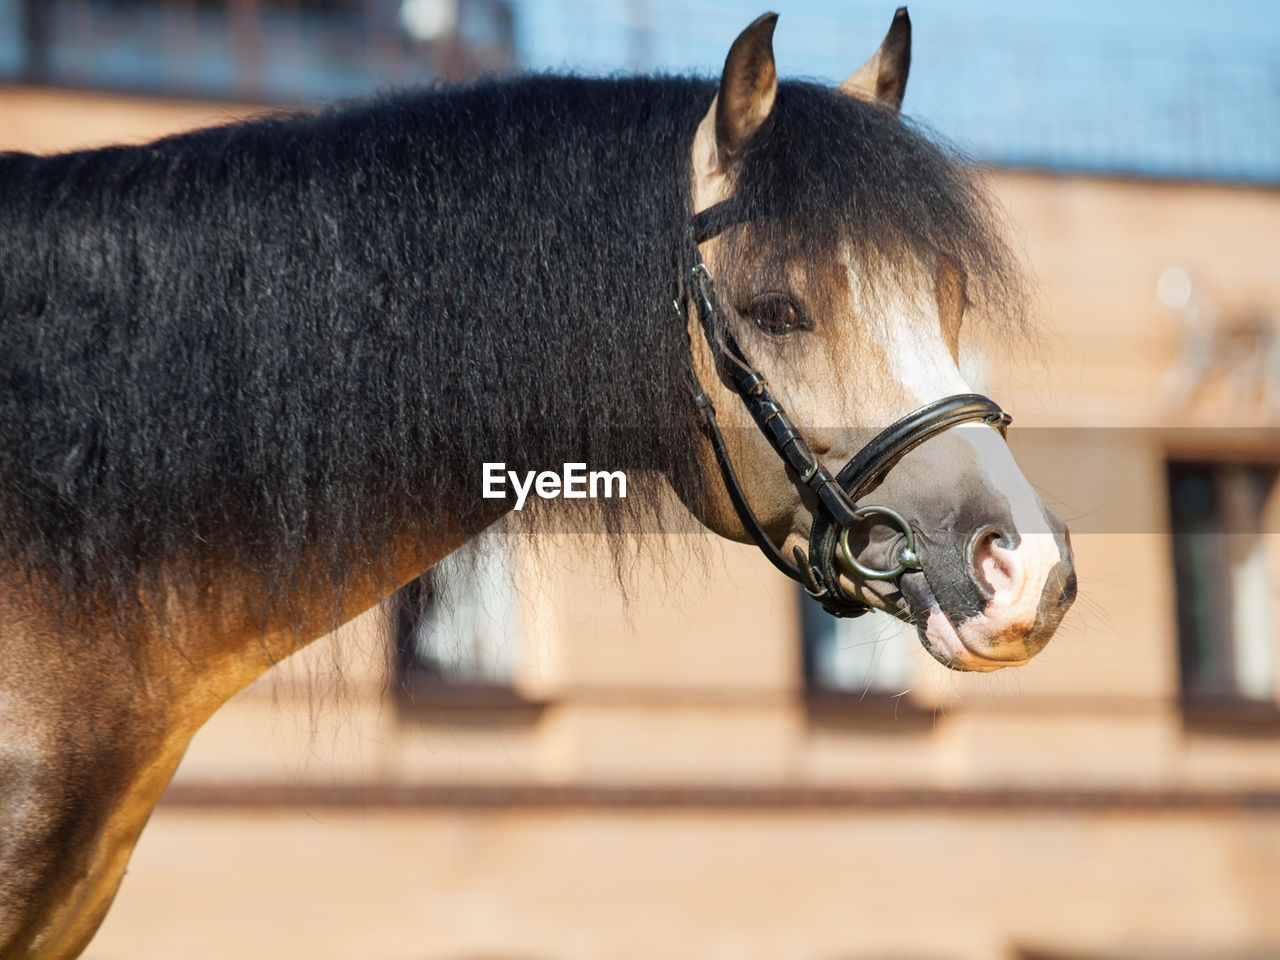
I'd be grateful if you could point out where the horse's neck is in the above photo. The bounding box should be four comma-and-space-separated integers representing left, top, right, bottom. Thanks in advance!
2, 76, 703, 652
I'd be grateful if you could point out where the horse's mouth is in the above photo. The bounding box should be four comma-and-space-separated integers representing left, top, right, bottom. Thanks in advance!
897, 570, 1030, 673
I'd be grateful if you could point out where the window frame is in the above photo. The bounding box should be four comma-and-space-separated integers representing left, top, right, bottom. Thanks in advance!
1164, 445, 1280, 730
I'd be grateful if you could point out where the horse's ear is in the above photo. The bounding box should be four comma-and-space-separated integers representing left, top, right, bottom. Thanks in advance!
714, 13, 779, 164
839, 7, 911, 111
693, 12, 779, 189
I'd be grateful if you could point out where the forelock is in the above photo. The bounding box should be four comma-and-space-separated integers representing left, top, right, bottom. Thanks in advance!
721, 81, 1028, 330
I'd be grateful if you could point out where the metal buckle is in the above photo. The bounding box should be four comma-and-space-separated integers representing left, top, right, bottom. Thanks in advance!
835, 505, 922, 581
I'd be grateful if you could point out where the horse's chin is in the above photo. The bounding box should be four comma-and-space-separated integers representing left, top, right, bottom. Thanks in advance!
897, 571, 1031, 673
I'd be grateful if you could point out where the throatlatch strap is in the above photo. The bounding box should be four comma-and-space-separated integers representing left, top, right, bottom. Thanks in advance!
691, 392, 806, 583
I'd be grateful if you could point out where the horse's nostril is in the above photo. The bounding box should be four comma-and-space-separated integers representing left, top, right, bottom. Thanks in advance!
968, 526, 1011, 600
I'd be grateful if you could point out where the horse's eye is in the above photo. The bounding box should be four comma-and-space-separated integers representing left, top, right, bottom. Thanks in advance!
747, 295, 808, 336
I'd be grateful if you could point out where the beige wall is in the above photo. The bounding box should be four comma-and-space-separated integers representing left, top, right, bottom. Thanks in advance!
84, 807, 1280, 960
6, 86, 1280, 960
0, 85, 261, 153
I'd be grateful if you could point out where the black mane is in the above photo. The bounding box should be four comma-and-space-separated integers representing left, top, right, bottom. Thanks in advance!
0, 75, 1022, 624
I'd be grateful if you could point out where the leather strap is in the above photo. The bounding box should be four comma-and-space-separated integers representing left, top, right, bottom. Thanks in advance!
691, 199, 747, 245
833, 394, 1011, 501
689, 261, 860, 528
691, 391, 807, 582
804, 394, 1010, 616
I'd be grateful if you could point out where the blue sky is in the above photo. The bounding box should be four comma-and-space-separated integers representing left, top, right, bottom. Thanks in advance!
513, 0, 1280, 181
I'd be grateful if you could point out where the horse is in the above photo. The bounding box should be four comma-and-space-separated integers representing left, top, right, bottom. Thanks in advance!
0, 9, 1076, 957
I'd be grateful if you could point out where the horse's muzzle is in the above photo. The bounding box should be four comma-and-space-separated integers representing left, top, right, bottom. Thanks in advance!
900, 511, 1076, 671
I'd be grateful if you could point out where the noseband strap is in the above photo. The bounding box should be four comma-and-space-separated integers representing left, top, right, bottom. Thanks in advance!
683, 200, 1012, 617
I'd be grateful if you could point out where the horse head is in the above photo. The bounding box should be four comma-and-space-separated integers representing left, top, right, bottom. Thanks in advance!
682, 10, 1076, 672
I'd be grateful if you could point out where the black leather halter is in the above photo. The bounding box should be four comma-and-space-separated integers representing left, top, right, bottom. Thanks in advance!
683, 200, 1012, 617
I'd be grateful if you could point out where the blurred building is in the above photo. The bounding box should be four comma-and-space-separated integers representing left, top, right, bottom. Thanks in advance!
3, 6, 1280, 960
3, 0, 513, 99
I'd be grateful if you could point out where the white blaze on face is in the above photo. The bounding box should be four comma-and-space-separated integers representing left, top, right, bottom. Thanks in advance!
874, 291, 1065, 660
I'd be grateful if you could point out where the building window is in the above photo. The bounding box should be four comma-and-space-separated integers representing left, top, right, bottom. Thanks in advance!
1168, 461, 1278, 704
802, 593, 917, 697
392, 542, 521, 696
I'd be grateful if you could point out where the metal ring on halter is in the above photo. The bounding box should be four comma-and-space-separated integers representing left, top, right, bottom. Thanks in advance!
836, 505, 923, 581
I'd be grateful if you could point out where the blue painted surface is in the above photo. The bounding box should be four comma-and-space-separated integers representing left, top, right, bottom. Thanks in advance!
514, 0, 1280, 184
